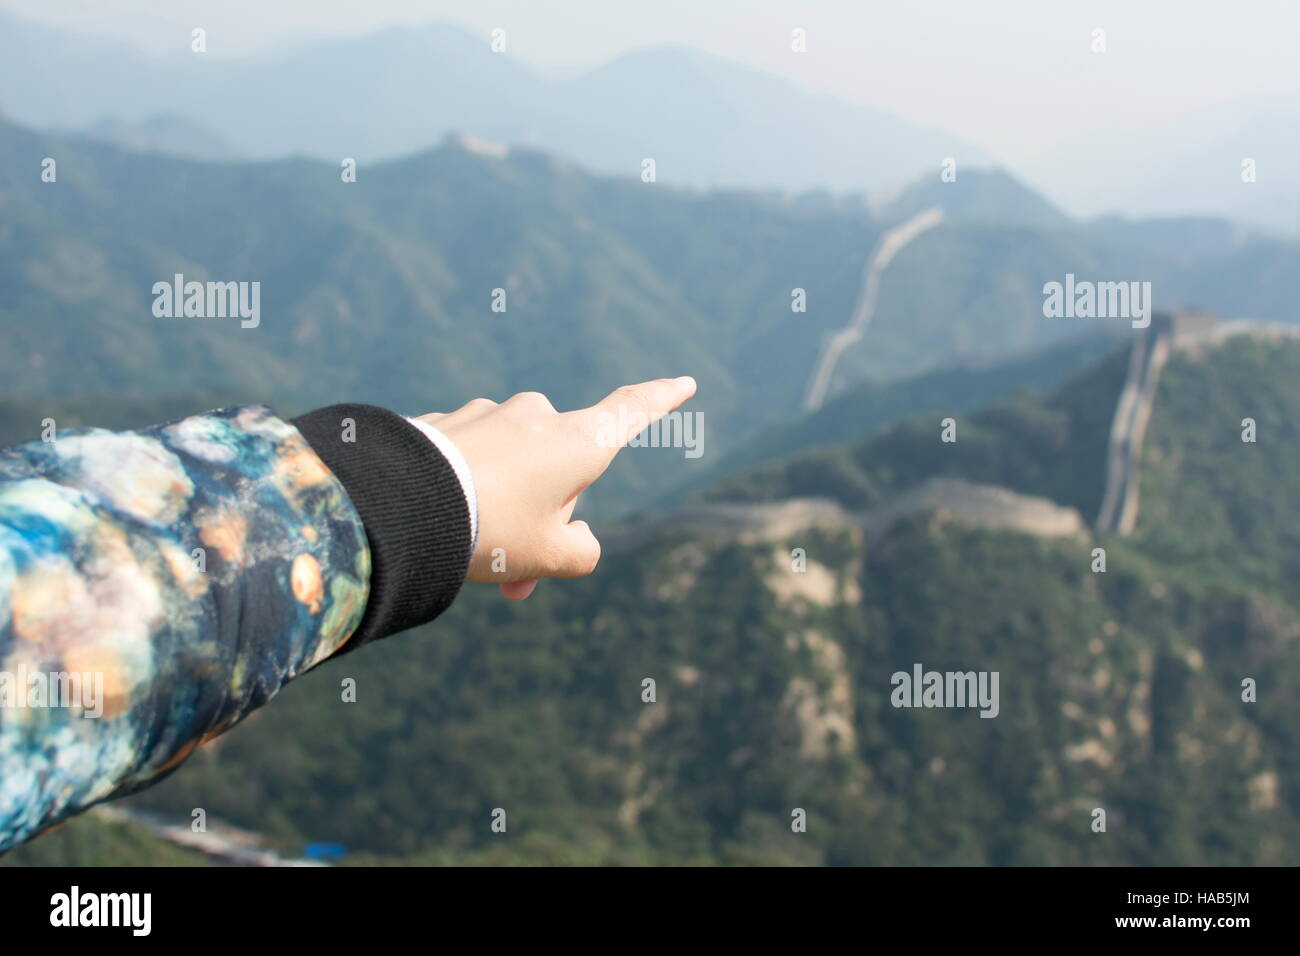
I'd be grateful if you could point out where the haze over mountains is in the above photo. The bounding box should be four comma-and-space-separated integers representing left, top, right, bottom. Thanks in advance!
3, 8, 1297, 233
1023, 95, 1300, 237
0, 11, 989, 195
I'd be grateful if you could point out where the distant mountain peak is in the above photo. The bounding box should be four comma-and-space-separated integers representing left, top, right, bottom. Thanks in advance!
870, 166, 1071, 230
442, 131, 509, 159
71, 113, 240, 160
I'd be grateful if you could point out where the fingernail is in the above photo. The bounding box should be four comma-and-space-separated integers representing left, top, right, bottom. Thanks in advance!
675, 376, 696, 390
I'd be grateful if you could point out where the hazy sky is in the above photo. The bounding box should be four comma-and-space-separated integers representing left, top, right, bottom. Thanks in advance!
5, 0, 1298, 170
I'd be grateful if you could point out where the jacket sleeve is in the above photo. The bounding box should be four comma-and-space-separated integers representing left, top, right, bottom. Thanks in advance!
0, 402, 471, 851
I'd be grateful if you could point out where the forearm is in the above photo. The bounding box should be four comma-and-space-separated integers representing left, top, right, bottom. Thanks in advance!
0, 402, 470, 850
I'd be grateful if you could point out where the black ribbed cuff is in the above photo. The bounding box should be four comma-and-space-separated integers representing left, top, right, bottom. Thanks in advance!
291, 403, 472, 654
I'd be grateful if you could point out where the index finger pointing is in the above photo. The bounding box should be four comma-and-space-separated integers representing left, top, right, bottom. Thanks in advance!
575, 376, 697, 463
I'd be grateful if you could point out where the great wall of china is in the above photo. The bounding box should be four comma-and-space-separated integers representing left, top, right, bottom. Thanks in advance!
1096, 312, 1300, 534
611, 311, 1300, 554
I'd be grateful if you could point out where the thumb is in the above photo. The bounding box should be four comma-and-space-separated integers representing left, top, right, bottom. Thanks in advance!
549, 519, 602, 578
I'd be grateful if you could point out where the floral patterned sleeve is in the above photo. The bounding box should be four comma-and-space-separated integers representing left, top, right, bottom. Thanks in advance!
0, 405, 372, 851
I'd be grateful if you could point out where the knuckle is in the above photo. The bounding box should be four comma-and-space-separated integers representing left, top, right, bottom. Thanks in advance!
510, 390, 554, 412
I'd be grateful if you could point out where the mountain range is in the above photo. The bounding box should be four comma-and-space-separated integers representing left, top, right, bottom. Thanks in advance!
4, 9, 1297, 235
3, 113, 1299, 514
0, 11, 989, 194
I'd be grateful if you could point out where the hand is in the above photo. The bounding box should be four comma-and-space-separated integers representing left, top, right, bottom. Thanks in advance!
416, 376, 697, 600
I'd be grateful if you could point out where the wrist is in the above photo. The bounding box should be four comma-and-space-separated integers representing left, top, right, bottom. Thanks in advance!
290, 403, 472, 653
406, 416, 479, 556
